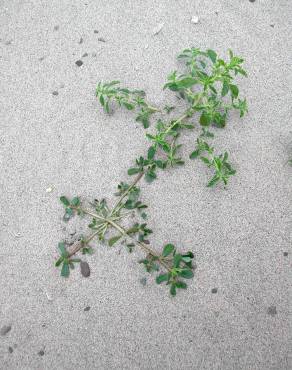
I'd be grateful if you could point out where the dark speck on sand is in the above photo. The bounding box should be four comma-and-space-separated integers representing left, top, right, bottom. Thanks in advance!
75, 60, 83, 67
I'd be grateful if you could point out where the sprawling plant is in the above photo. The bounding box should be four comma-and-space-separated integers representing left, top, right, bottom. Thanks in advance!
56, 48, 248, 296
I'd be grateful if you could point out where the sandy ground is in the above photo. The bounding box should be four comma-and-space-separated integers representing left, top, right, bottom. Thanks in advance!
0, 0, 291, 369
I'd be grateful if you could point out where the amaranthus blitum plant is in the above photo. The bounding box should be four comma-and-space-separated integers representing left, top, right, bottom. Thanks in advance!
56, 48, 248, 296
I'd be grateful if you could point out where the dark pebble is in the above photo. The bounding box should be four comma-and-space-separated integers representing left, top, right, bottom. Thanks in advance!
267, 306, 277, 316
82, 53, 88, 57
38, 350, 45, 356
94, 30, 99, 34
98, 37, 105, 43
80, 261, 90, 277
139, 277, 147, 286
211, 288, 218, 294
54, 25, 59, 31
8, 347, 13, 353
270, 24, 274, 28
79, 37, 83, 44
84, 306, 91, 311
283, 252, 288, 256
75, 60, 83, 67
1, 325, 11, 336
52, 91, 58, 96
249, 0, 256, 2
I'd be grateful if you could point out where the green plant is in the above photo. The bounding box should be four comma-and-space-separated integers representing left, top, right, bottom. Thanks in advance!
56, 48, 248, 296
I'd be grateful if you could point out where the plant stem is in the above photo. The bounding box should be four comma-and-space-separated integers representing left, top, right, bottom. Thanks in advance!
69, 205, 171, 272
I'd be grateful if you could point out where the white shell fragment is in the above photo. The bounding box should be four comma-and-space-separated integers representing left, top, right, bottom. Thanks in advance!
191, 15, 199, 24
152, 23, 164, 36
46, 185, 54, 193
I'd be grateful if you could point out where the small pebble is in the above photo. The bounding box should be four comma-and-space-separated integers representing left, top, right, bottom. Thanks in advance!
283, 252, 288, 256
54, 25, 59, 31
38, 350, 45, 356
84, 306, 91, 311
94, 30, 99, 33
52, 91, 58, 96
191, 15, 199, 24
75, 60, 83, 67
1, 325, 11, 336
82, 52, 88, 57
46, 186, 54, 193
98, 37, 105, 42
267, 306, 277, 316
249, 0, 256, 2
8, 347, 13, 353
152, 23, 164, 36
270, 24, 274, 28
79, 37, 83, 44
211, 288, 218, 294
80, 261, 90, 277
139, 277, 147, 286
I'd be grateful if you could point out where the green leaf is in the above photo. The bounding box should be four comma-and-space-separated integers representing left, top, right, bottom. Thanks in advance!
200, 112, 211, 126
123, 102, 135, 110
207, 175, 220, 187
99, 94, 105, 106
147, 146, 156, 160
230, 84, 239, 98
162, 243, 175, 257
176, 281, 187, 289
156, 273, 169, 284
170, 283, 176, 296
60, 196, 70, 206
128, 167, 141, 176
145, 170, 157, 183
61, 261, 70, 277
189, 150, 200, 159
55, 257, 63, 267
58, 242, 68, 258
207, 49, 217, 63
108, 235, 122, 247
71, 197, 80, 206
179, 269, 194, 279
221, 81, 229, 97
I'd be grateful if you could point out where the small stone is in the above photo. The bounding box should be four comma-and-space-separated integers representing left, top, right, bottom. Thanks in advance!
139, 277, 147, 286
94, 30, 99, 34
283, 252, 288, 256
84, 306, 90, 311
38, 350, 45, 356
52, 91, 58, 96
54, 25, 59, 31
46, 186, 54, 193
191, 15, 199, 24
79, 37, 83, 44
270, 24, 274, 28
211, 288, 218, 294
152, 23, 164, 36
75, 60, 83, 67
267, 306, 277, 316
80, 261, 90, 277
8, 347, 13, 353
82, 53, 88, 57
1, 325, 11, 336
98, 37, 105, 42
249, 0, 256, 2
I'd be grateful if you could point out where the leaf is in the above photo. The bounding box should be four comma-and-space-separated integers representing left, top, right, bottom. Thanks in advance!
128, 167, 141, 176
230, 84, 239, 98
145, 170, 157, 183
207, 49, 217, 63
200, 156, 211, 165
179, 269, 194, 279
162, 243, 175, 257
207, 175, 220, 187
221, 81, 229, 97
61, 261, 70, 277
199, 112, 211, 126
58, 242, 68, 258
99, 94, 105, 106
123, 102, 135, 110
108, 235, 122, 247
176, 281, 187, 289
55, 257, 63, 267
156, 273, 169, 284
60, 196, 70, 206
147, 146, 156, 160
170, 283, 176, 296
71, 197, 80, 206
189, 150, 200, 159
